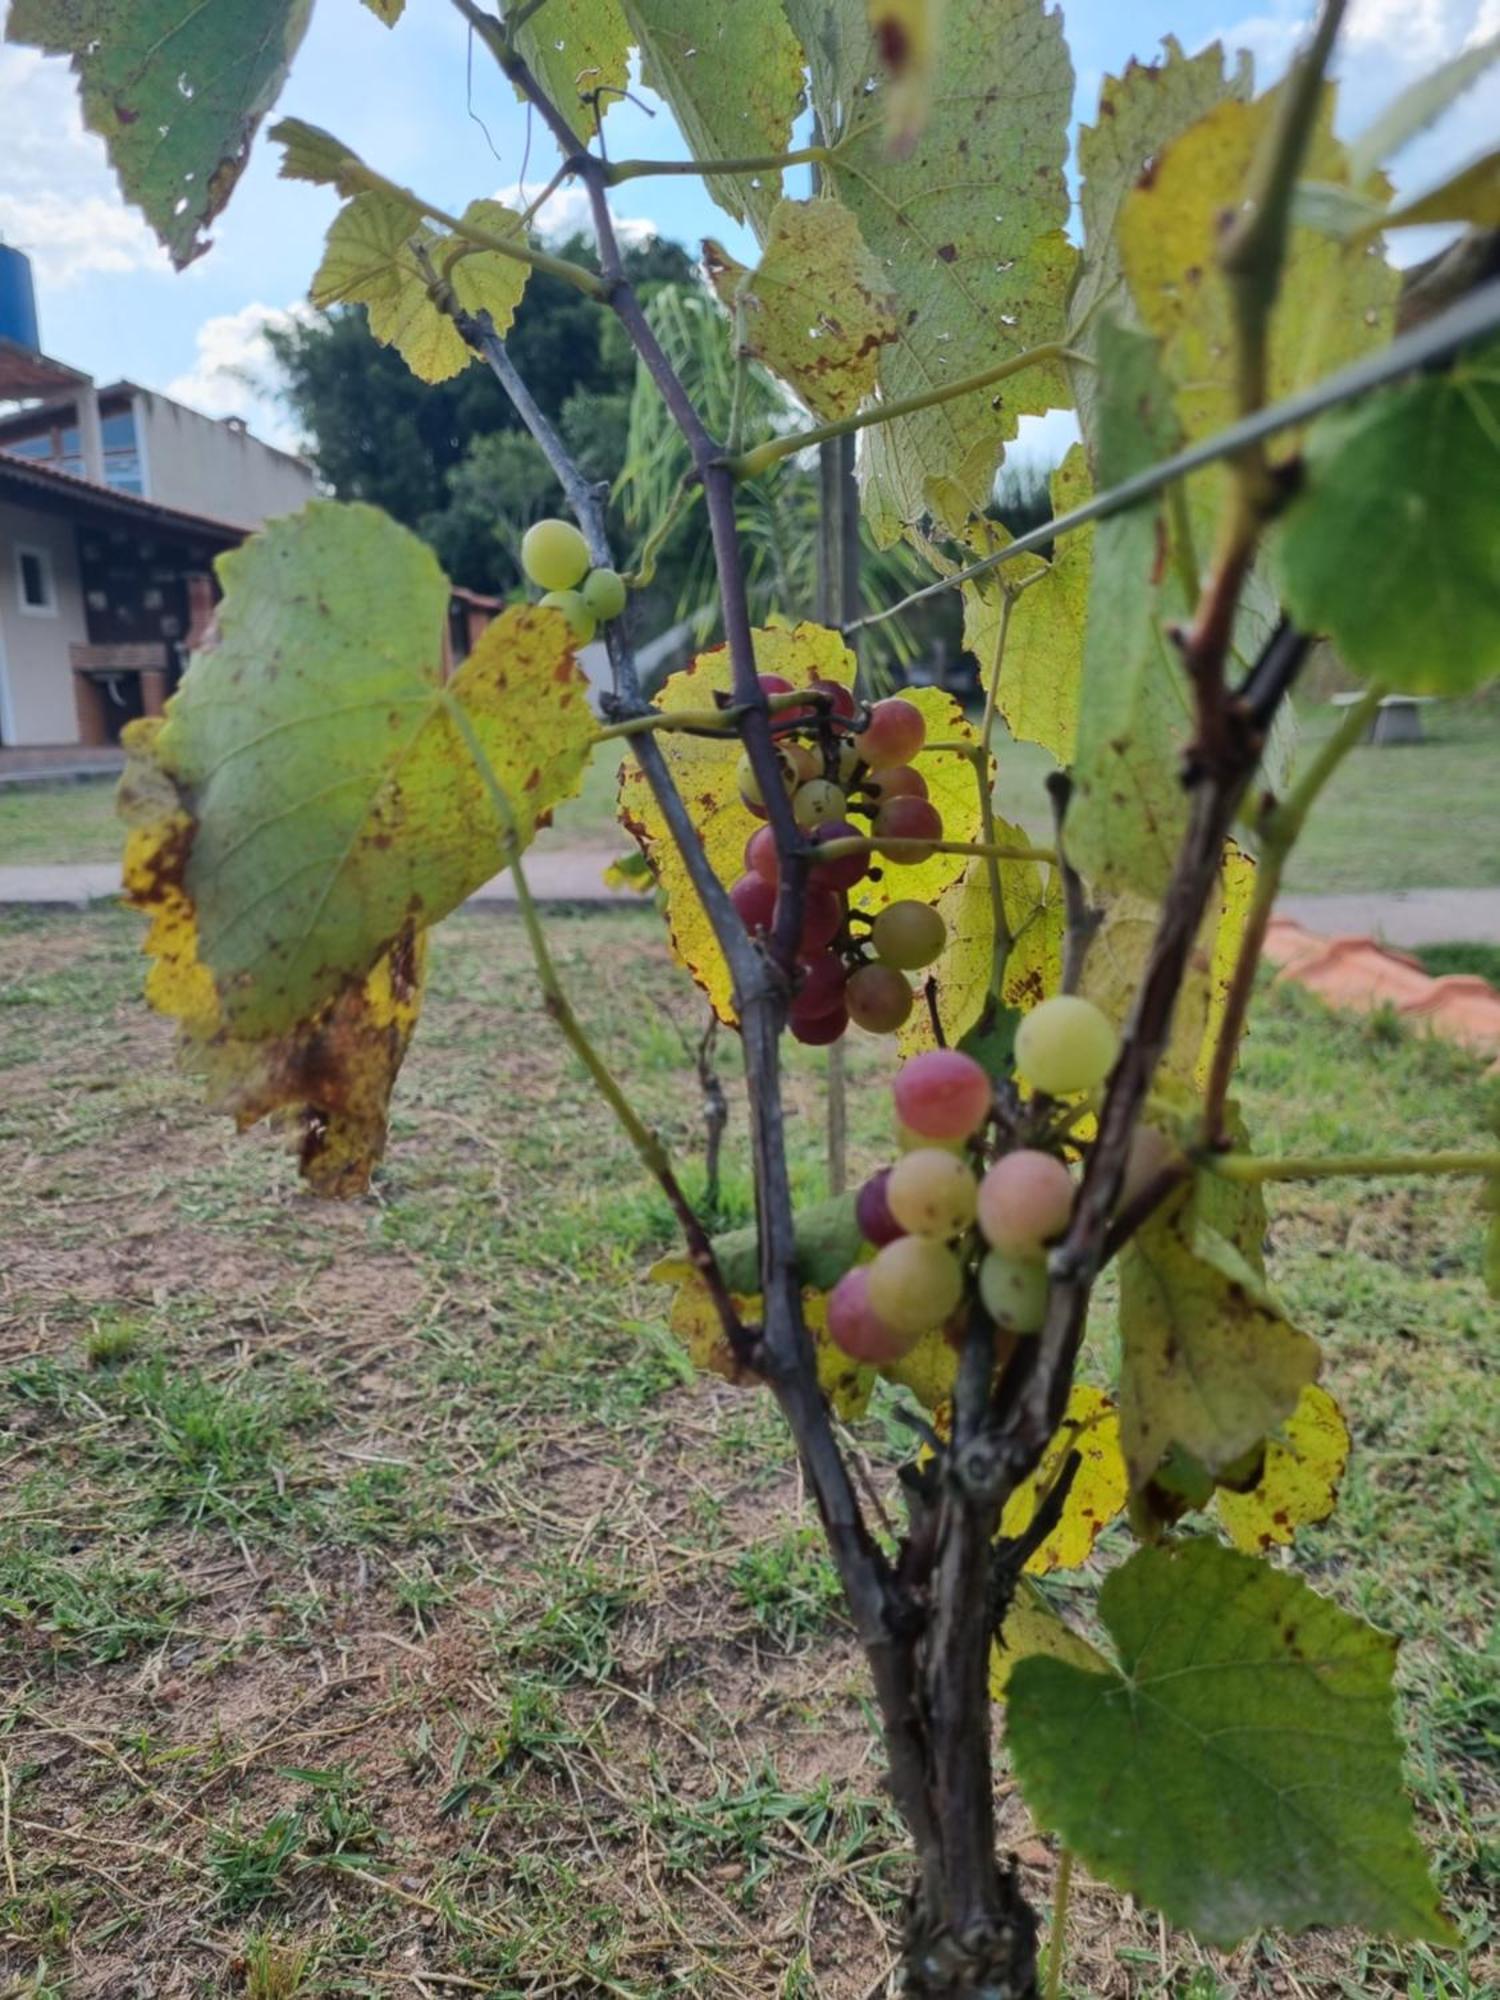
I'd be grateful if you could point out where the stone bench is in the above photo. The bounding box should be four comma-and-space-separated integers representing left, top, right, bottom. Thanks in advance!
1329, 691, 1433, 745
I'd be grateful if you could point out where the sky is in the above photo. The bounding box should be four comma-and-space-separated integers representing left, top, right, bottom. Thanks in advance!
0, 0, 1496, 461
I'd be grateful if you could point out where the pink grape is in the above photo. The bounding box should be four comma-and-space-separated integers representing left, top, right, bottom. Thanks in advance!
808, 820, 869, 891
811, 677, 858, 720
856, 697, 926, 768
856, 1167, 905, 1247
846, 963, 914, 1034
798, 884, 845, 953
790, 952, 847, 1024
827, 1266, 916, 1363
893, 1049, 991, 1143
977, 1149, 1074, 1259
874, 795, 944, 864
791, 1003, 849, 1046
864, 764, 928, 806
745, 825, 780, 884
730, 872, 777, 932
887, 1149, 978, 1238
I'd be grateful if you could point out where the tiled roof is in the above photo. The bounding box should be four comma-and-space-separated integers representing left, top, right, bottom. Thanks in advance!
0, 449, 249, 541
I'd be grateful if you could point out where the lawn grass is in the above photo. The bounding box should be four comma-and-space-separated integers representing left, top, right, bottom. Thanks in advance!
1, 905, 1495, 1997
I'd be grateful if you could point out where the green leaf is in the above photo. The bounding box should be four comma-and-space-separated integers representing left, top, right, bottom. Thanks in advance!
709, 1193, 862, 1295
7, 0, 312, 269
359, 0, 404, 21
1290, 178, 1387, 239
1348, 29, 1500, 185
1376, 147, 1500, 233
866, 0, 946, 155
1118, 1179, 1320, 1489
619, 0, 805, 234
791, 0, 1074, 541
1007, 1540, 1454, 1948
704, 199, 897, 422
144, 502, 594, 1038
511, 0, 630, 141
990, 1578, 1108, 1699
1273, 340, 1500, 697
271, 117, 383, 199
309, 193, 530, 385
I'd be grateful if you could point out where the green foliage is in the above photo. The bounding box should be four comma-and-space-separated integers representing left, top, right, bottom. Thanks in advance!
511, 0, 629, 140
1007, 1540, 1454, 1948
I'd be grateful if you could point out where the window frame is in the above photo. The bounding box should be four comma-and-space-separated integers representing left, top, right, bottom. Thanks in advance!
14, 543, 59, 619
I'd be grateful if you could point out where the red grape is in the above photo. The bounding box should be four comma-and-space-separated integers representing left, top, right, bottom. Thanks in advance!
864, 764, 928, 805
808, 820, 869, 891
730, 872, 777, 932
856, 697, 926, 768
827, 1266, 915, 1363
977, 1149, 1074, 1258
874, 795, 944, 863
790, 952, 847, 1024
791, 1002, 849, 1046
856, 1167, 905, 1247
846, 963, 914, 1034
811, 677, 858, 720
745, 825, 780, 884
893, 1049, 992, 1143
798, 883, 845, 953
758, 673, 794, 696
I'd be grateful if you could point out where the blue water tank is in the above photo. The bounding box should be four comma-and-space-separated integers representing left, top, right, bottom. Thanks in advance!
0, 244, 40, 351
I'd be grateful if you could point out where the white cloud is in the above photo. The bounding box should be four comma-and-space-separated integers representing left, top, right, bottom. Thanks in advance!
164, 302, 313, 451
491, 179, 658, 249
0, 47, 166, 290
1466, 0, 1500, 43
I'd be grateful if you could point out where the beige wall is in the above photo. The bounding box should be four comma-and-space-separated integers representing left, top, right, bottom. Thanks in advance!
0, 499, 88, 746
135, 392, 316, 527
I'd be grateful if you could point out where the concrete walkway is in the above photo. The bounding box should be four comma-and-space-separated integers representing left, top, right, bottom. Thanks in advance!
3, 858, 1499, 944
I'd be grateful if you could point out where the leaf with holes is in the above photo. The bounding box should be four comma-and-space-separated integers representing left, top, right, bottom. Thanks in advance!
512, 0, 630, 140
1215, 1385, 1351, 1552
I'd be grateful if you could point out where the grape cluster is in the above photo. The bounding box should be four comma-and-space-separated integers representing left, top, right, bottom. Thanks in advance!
827, 998, 1118, 1364
731, 678, 955, 1046
521, 517, 628, 644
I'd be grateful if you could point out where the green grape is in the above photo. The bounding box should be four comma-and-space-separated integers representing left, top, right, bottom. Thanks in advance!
522, 517, 590, 591
886, 1148, 978, 1238
870, 900, 946, 971
846, 962, 913, 1034
978, 1249, 1049, 1333
540, 590, 597, 643
865, 1235, 963, 1337
793, 779, 848, 829
738, 749, 795, 814
580, 566, 628, 620
1013, 994, 1119, 1097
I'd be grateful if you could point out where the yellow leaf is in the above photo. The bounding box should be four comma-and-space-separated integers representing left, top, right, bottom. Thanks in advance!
897, 840, 1064, 1057
998, 1383, 1129, 1575
990, 1577, 1107, 1699
1215, 1385, 1351, 1552
659, 1265, 874, 1419
882, 1325, 959, 1413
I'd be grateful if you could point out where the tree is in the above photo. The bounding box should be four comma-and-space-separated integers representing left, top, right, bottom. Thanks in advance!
18, 0, 1500, 1991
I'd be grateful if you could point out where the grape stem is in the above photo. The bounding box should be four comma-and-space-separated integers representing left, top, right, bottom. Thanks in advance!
1208, 1148, 1500, 1183
604, 144, 832, 185
810, 833, 1057, 866
1045, 772, 1101, 996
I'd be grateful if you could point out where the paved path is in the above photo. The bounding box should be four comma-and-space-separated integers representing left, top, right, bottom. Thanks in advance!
3, 859, 1499, 946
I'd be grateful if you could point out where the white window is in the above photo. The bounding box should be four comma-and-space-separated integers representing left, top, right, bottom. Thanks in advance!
15, 544, 57, 617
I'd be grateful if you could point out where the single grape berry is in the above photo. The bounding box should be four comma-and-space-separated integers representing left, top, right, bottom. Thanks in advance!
539, 590, 597, 643
522, 517, 590, 591
856, 1167, 905, 1247
790, 952, 847, 1024
874, 795, 944, 864
827, 1267, 915, 1363
784, 741, 821, 785
791, 1003, 849, 1046
745, 825, 780, 884
845, 962, 914, 1034
863, 764, 928, 806
977, 1150, 1074, 1259
730, 872, 777, 932
737, 749, 795, 817
808, 820, 869, 891
758, 673, 794, 696
893, 1048, 991, 1143
794, 779, 848, 829
580, 567, 627, 620
978, 1249, 1049, 1333
799, 884, 846, 953
887, 1148, 978, 1238
856, 697, 926, 768
810, 677, 858, 720
866, 1235, 963, 1338
1014, 994, 1119, 1097
871, 901, 946, 971
1118, 1123, 1185, 1211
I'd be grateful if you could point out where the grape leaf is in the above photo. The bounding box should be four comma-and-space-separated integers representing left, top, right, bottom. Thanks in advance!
1273, 340, 1500, 697
309, 192, 530, 385
791, 0, 1074, 540
999, 1383, 1127, 1576
1215, 1384, 1350, 1553
658, 1268, 874, 1418
866, 0, 945, 154
618, 631, 981, 1023
990, 1577, 1106, 1699
696, 1192, 862, 1296
896, 842, 1063, 1058
1118, 1179, 1320, 1487
618, 0, 805, 234
511, 0, 630, 141
271, 117, 383, 199
118, 727, 425, 1197
1007, 1539, 1453, 1947
7, 0, 312, 268
360, 0, 404, 21
135, 502, 593, 1039
1373, 147, 1500, 232
704, 200, 897, 422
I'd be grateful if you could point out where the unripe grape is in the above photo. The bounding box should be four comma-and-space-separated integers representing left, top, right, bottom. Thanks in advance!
893, 1048, 991, 1144
874, 795, 944, 863
827, 1266, 915, 1363
808, 820, 869, 891
856, 1167, 905, 1247
784, 741, 821, 785
846, 962, 914, 1034
977, 1149, 1074, 1259
745, 825, 780, 884
870, 900, 946, 971
794, 779, 848, 829
863, 764, 928, 806
580, 567, 627, 620
522, 517, 590, 591
790, 952, 847, 1025
1118, 1122, 1186, 1211
1014, 994, 1119, 1097
811, 677, 858, 720
897, 1120, 966, 1155
539, 590, 597, 643
799, 884, 846, 953
730, 872, 777, 932
978, 1249, 1049, 1333
866, 1236, 963, 1337
856, 697, 926, 768
887, 1148, 978, 1238
738, 748, 795, 816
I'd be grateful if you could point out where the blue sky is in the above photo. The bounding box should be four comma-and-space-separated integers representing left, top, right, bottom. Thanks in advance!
1, 0, 1495, 455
